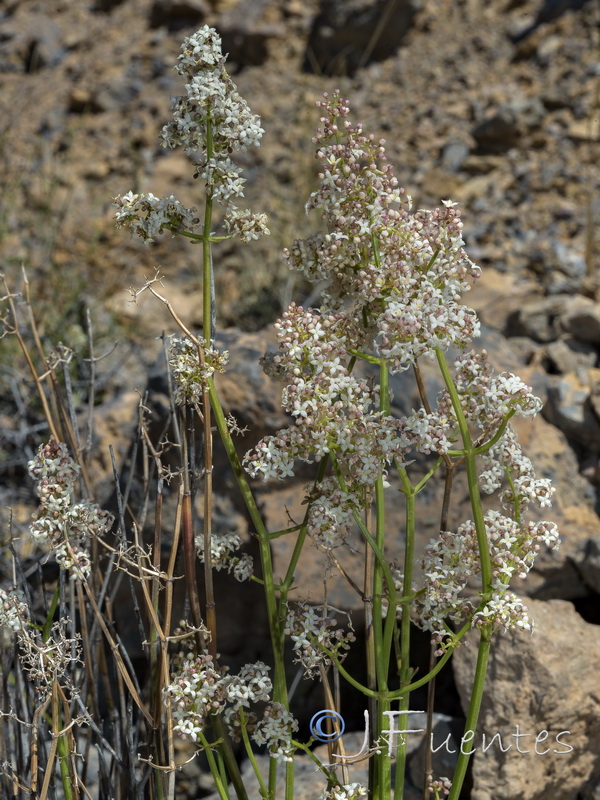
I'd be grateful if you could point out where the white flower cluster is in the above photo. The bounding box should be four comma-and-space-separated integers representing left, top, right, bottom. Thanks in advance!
114, 27, 268, 244
284, 604, 356, 678
113, 191, 198, 244
223, 661, 272, 707
395, 350, 545, 459
0, 587, 81, 696
318, 783, 367, 800
399, 407, 456, 456
306, 478, 361, 550
472, 591, 533, 635
243, 304, 408, 488
438, 350, 543, 434
165, 655, 272, 743
169, 336, 228, 405
428, 777, 452, 798
418, 507, 559, 647
224, 206, 270, 243
28, 439, 113, 579
0, 588, 29, 632
252, 702, 299, 763
244, 95, 487, 533
283, 92, 481, 373
480, 427, 554, 515
195, 530, 253, 582
162, 26, 264, 161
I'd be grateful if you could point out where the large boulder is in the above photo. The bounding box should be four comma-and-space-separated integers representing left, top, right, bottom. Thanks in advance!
453, 598, 600, 800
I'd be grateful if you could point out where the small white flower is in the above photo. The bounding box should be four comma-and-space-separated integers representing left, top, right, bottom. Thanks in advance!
318, 783, 368, 800
252, 702, 298, 763
27, 440, 113, 579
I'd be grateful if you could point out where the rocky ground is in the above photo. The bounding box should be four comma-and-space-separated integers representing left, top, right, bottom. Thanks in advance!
1, 0, 600, 798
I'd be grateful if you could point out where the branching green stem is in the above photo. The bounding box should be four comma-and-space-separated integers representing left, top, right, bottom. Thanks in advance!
435, 348, 495, 799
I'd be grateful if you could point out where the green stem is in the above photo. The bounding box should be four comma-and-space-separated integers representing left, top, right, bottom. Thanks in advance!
435, 349, 496, 799
280, 456, 330, 594
435, 349, 492, 595
394, 469, 416, 800
387, 610, 481, 700
239, 710, 270, 800
203, 118, 215, 347
291, 739, 339, 783
207, 377, 288, 707
42, 583, 60, 642
412, 455, 444, 493
447, 626, 492, 800
198, 113, 247, 800
56, 729, 73, 800
198, 730, 231, 800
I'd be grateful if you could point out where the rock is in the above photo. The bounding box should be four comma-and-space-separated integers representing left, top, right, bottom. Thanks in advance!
87, 389, 141, 496
0, 14, 65, 72
533, 0, 595, 26
466, 266, 541, 335
506, 401, 600, 601
92, 0, 127, 10
543, 370, 600, 449
217, 0, 285, 68
68, 87, 106, 114
408, 714, 462, 790
577, 536, 600, 595
539, 337, 597, 374
511, 0, 594, 42
568, 115, 600, 142
579, 453, 600, 487
214, 328, 289, 436
149, 0, 209, 29
581, 777, 600, 800
452, 598, 600, 800
506, 336, 539, 365
551, 239, 587, 280
440, 141, 471, 173
536, 33, 562, 64
204, 731, 422, 800
472, 93, 546, 153
509, 296, 570, 343
304, 0, 421, 75
559, 296, 600, 344
590, 374, 600, 418
219, 24, 283, 69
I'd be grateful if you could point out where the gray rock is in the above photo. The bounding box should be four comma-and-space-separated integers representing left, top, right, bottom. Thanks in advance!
304, 0, 421, 75
559, 296, 600, 344
408, 713, 462, 790
551, 240, 587, 280
149, 0, 208, 29
510, 296, 570, 342
441, 141, 471, 173
542, 337, 597, 374
216, 0, 285, 68
472, 93, 545, 153
453, 598, 600, 800
576, 536, 600, 595
0, 14, 65, 72
581, 777, 600, 800
543, 371, 600, 449
203, 731, 422, 800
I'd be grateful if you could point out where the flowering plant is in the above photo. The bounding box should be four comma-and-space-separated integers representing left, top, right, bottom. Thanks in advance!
113, 26, 559, 800
0, 24, 558, 800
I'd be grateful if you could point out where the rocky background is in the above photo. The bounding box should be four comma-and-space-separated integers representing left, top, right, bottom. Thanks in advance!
1, 0, 600, 798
